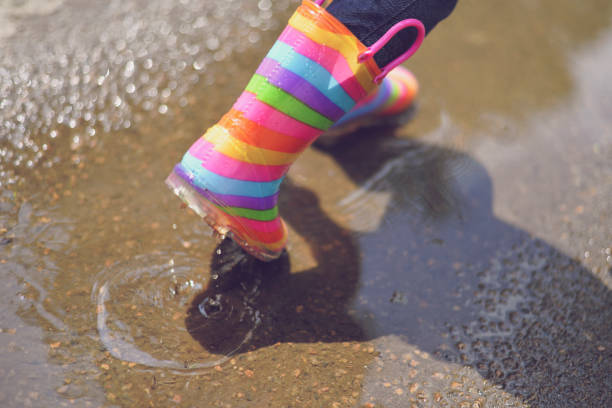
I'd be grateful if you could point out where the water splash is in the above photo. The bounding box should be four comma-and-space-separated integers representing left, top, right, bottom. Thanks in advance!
92, 254, 261, 373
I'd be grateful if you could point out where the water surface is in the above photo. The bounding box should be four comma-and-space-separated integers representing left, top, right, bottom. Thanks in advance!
1, 0, 611, 406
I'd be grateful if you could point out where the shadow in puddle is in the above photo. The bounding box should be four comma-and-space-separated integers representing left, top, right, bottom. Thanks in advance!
186, 128, 612, 406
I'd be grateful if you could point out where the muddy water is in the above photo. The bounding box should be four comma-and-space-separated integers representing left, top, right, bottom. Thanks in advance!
1, 0, 611, 407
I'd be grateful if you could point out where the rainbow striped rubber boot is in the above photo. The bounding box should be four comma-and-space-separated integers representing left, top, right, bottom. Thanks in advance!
166, 0, 424, 261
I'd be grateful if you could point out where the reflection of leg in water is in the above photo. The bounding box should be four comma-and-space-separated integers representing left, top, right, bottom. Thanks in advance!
185, 244, 290, 355
185, 180, 363, 355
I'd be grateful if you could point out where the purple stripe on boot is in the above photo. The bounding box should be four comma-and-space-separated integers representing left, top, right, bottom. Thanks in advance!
174, 164, 279, 210
256, 58, 346, 121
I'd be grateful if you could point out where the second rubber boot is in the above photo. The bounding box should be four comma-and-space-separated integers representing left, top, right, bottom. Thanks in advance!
316, 65, 419, 147
166, 0, 425, 261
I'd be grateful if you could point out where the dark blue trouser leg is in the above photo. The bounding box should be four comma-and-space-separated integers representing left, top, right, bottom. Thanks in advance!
326, 0, 458, 67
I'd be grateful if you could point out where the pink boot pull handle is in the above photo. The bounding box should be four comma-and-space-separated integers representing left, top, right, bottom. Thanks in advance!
358, 19, 425, 84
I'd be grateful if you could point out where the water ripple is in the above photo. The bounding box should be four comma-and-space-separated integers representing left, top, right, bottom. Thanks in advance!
92, 253, 260, 374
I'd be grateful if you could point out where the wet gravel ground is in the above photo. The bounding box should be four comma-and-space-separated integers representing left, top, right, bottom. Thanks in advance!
1, 0, 611, 407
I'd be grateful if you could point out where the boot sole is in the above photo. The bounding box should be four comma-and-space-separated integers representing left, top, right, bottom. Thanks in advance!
165, 167, 286, 261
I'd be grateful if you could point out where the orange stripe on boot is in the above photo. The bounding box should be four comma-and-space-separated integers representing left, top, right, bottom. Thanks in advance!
220, 109, 311, 154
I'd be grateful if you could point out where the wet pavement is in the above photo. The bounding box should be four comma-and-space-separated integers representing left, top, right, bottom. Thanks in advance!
1, 0, 611, 407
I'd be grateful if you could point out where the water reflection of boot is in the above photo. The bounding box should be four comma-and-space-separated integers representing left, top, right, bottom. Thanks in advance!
166, 0, 424, 261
